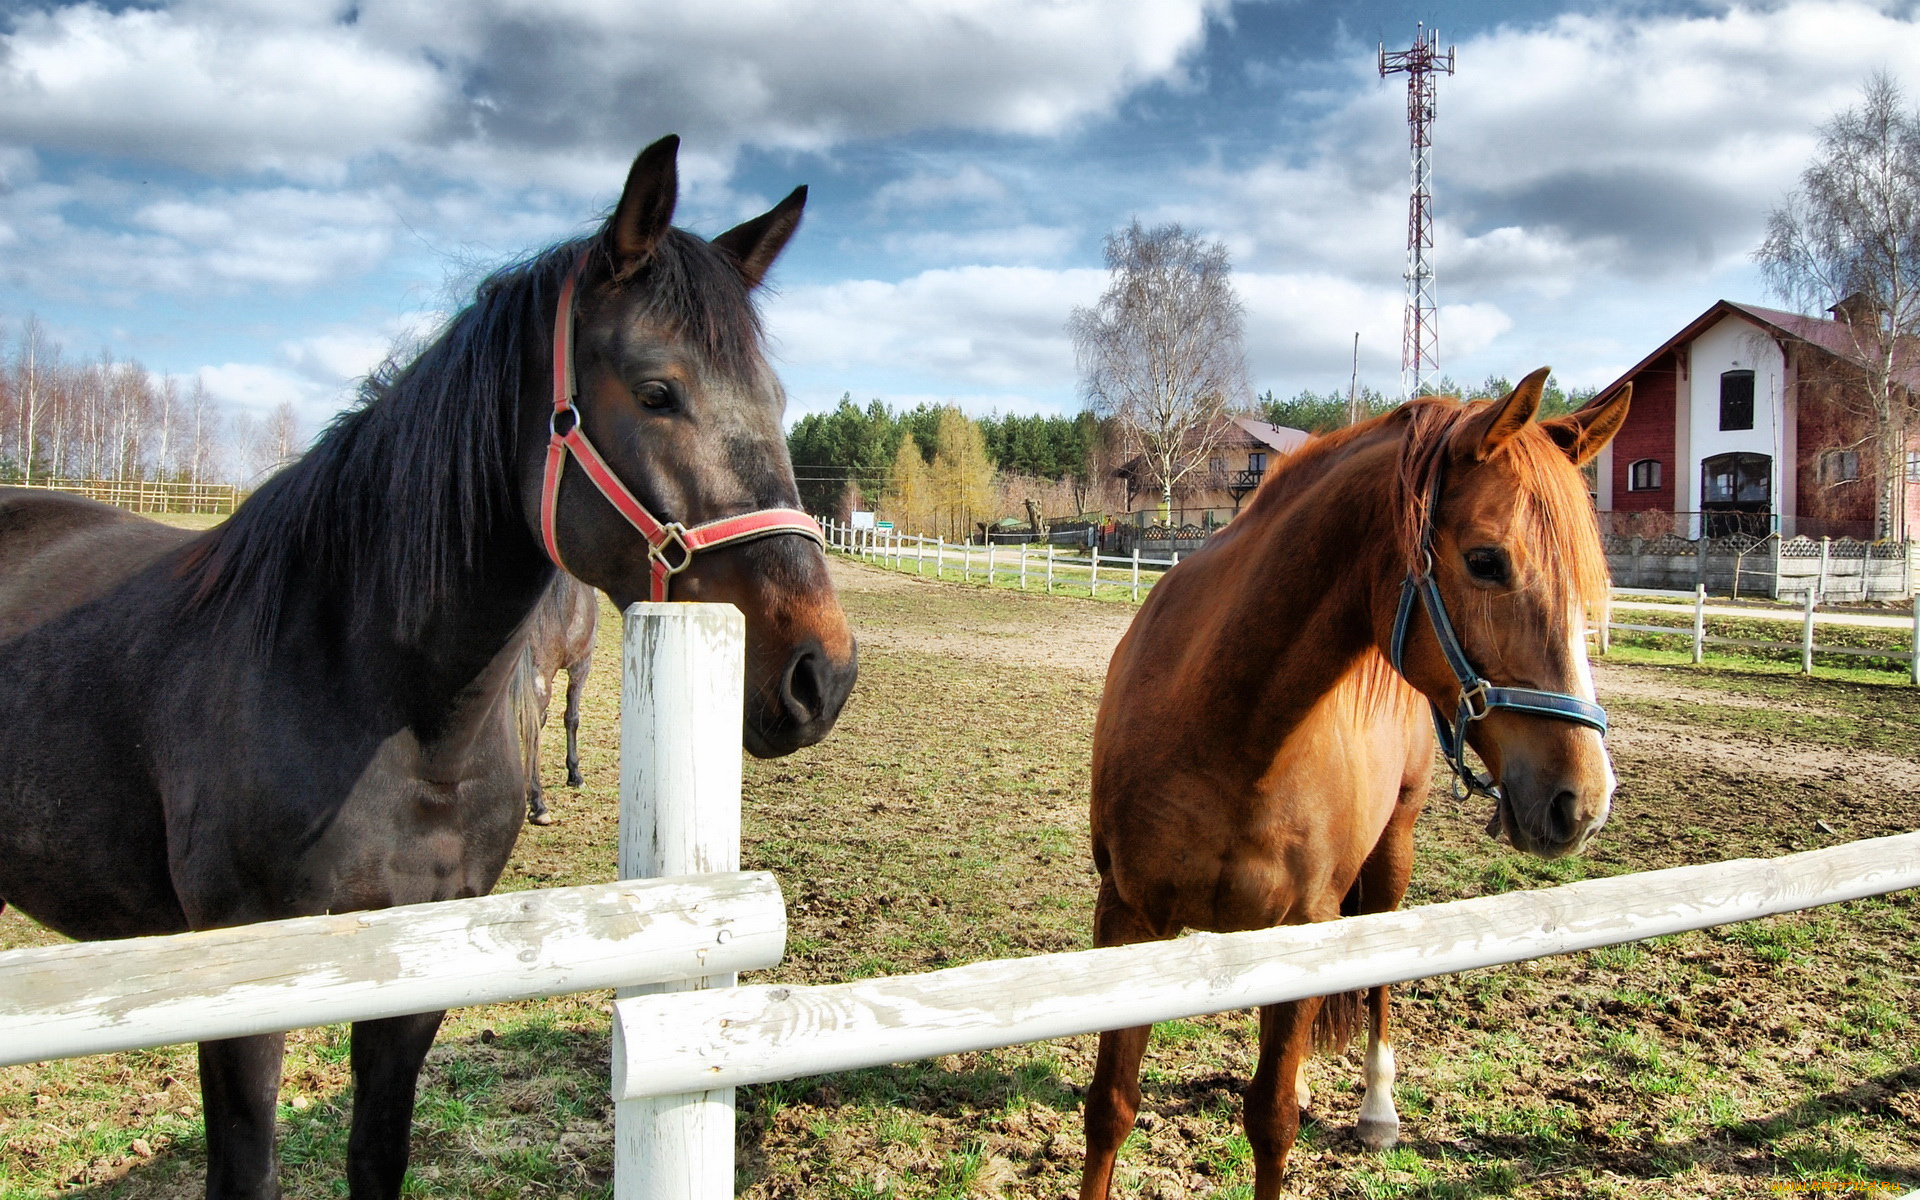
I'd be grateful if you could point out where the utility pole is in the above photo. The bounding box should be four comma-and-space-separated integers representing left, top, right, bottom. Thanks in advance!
1380, 24, 1455, 401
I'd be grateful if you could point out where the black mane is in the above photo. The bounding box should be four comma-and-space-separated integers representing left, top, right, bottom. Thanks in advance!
186, 225, 765, 648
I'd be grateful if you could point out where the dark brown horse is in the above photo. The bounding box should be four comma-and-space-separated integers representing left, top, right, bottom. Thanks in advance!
0, 135, 856, 1200
1080, 372, 1631, 1200
515, 572, 599, 825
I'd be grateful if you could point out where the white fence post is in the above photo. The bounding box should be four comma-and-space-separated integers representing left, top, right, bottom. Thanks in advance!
615, 604, 747, 1200
1911, 594, 1919, 687
1089, 552, 1099, 599
917, 536, 926, 576
1019, 545, 1028, 589
1801, 589, 1816, 675
1131, 549, 1140, 603
1692, 584, 1706, 664
963, 541, 972, 583
935, 537, 944, 580
986, 541, 996, 586
1046, 546, 1055, 594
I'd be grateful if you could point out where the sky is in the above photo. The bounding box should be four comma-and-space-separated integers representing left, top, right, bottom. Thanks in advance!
1, 0, 1915, 434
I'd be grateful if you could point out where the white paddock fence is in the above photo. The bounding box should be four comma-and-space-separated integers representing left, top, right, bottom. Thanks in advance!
828, 521, 1920, 683
824, 517, 1178, 601
7, 605, 1920, 1199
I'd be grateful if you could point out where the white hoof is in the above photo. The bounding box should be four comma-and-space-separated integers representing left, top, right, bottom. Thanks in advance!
1356, 1115, 1400, 1151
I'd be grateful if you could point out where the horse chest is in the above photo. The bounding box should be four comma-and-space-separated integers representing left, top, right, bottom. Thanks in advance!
310, 729, 525, 912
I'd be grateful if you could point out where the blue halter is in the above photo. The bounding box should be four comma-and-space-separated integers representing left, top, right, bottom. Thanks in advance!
1388, 462, 1609, 800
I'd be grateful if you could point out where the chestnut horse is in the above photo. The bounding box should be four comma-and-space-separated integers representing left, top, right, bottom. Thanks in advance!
1080, 372, 1631, 1200
516, 572, 598, 825
0, 136, 855, 1200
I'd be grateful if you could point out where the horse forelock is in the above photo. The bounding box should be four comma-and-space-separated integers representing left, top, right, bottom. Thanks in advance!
594, 226, 768, 378
1394, 398, 1610, 634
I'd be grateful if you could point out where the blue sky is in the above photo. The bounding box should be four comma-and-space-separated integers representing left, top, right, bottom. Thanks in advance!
1, 0, 1914, 435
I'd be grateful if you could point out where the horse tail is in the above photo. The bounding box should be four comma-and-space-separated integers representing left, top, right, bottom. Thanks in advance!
511, 639, 541, 795
1311, 875, 1371, 1053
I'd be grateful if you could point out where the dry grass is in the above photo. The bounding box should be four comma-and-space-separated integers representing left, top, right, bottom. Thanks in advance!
2, 555, 1917, 1198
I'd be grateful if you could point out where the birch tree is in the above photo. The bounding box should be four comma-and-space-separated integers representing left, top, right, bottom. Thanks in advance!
1757, 73, 1920, 538
1069, 221, 1250, 520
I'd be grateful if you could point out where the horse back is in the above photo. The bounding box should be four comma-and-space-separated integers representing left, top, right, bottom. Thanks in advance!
0, 489, 202, 644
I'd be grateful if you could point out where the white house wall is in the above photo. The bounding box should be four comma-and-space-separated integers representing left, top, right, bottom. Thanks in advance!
1687, 315, 1787, 521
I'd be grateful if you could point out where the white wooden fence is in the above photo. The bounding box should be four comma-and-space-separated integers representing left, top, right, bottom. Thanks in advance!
822, 517, 1178, 601
7, 600, 1920, 1199
827, 521, 1920, 683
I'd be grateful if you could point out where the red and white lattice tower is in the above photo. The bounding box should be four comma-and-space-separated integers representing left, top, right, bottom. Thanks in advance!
1379, 24, 1455, 399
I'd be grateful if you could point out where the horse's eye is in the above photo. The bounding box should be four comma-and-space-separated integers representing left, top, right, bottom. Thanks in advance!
636, 380, 676, 411
1464, 547, 1509, 585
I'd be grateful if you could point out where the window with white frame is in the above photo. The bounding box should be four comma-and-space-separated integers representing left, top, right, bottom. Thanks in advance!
1907, 450, 1920, 483
1627, 459, 1661, 491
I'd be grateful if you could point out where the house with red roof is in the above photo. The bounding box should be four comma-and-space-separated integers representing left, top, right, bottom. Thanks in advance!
1591, 298, 1919, 542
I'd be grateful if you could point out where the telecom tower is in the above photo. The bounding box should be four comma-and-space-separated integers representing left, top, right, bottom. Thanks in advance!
1379, 24, 1455, 399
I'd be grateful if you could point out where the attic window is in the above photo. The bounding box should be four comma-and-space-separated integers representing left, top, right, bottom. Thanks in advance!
1628, 459, 1661, 491
1719, 370, 1755, 431
1249, 452, 1267, 472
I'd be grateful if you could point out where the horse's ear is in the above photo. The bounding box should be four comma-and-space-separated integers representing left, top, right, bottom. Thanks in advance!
609, 135, 680, 275
712, 186, 807, 289
1541, 383, 1632, 466
1469, 366, 1550, 461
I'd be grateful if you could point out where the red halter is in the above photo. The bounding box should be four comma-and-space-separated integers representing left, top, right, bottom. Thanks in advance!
538, 254, 825, 601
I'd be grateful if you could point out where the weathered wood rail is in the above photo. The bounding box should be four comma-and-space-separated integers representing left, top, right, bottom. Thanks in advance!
610, 832, 1920, 1100
0, 871, 784, 1068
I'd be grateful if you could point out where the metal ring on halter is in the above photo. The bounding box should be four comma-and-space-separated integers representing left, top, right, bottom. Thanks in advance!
649, 524, 695, 577
551, 406, 579, 439
1459, 680, 1492, 721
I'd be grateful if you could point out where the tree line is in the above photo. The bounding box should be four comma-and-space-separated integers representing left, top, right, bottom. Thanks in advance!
787, 394, 1100, 535
1, 315, 303, 490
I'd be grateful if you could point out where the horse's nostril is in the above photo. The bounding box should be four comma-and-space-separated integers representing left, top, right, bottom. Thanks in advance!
782, 649, 827, 724
1547, 789, 1579, 844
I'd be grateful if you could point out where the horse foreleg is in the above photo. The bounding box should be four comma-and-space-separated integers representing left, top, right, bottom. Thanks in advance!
1353, 795, 1419, 1151
199, 1032, 287, 1200
346, 1010, 445, 1200
1245, 996, 1321, 1200
563, 660, 588, 787
1356, 986, 1399, 1150
1078, 878, 1165, 1200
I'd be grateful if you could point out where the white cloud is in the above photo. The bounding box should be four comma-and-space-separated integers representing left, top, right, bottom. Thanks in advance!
1, 0, 1230, 182
0, 3, 447, 179
878, 224, 1075, 265
766, 265, 1106, 391
871, 164, 1009, 213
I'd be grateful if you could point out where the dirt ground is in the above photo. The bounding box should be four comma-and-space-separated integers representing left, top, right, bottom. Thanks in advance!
2, 555, 1916, 1200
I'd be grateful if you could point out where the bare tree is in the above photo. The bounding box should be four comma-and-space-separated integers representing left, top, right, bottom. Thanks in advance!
12, 316, 58, 486
1757, 73, 1920, 538
1070, 220, 1250, 520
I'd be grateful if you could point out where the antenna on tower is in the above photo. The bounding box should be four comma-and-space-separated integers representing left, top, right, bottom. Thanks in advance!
1379, 23, 1455, 400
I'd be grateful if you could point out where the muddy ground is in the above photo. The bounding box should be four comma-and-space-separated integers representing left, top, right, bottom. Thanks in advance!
2, 556, 1916, 1199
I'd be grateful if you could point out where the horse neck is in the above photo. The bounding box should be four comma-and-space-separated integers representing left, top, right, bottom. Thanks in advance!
1181, 431, 1412, 753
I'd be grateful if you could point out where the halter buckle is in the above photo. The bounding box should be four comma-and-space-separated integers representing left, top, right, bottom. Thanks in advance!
649, 523, 695, 577
1459, 679, 1492, 721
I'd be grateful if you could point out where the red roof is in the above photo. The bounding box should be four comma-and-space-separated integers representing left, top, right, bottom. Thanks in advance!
1588, 299, 1920, 407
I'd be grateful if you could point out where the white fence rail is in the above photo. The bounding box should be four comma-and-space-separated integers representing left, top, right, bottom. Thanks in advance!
0, 872, 783, 1068
612, 831, 1920, 1099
